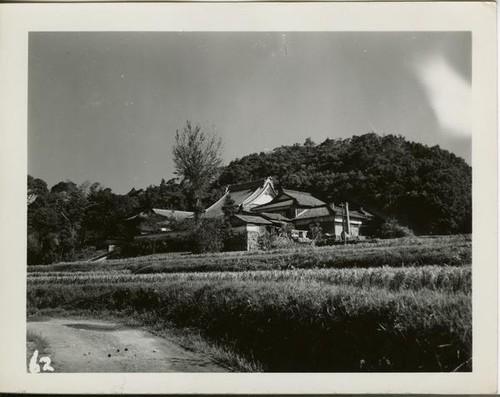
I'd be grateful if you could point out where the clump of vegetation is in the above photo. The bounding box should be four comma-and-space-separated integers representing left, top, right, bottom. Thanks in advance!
379, 217, 415, 239
189, 218, 227, 253
258, 228, 294, 251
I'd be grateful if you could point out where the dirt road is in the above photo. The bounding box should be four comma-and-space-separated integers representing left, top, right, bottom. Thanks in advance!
27, 319, 228, 372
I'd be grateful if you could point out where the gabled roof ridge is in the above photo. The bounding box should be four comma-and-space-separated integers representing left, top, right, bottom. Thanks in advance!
126, 208, 194, 221
259, 212, 292, 222
281, 189, 326, 207
203, 191, 229, 214
251, 198, 294, 210
282, 188, 314, 195
242, 181, 277, 208
293, 206, 333, 220
232, 213, 273, 225
251, 190, 289, 205
228, 177, 272, 192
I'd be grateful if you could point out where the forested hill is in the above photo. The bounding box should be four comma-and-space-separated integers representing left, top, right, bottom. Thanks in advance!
218, 133, 471, 235
28, 132, 471, 265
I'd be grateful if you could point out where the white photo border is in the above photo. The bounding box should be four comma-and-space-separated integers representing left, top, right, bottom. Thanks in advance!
0, 2, 496, 394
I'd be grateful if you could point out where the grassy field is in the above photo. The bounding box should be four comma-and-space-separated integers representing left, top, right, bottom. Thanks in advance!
27, 235, 472, 372
29, 235, 471, 274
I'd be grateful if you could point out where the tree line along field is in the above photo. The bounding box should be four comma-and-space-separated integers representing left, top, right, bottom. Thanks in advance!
27, 235, 472, 372
28, 133, 472, 266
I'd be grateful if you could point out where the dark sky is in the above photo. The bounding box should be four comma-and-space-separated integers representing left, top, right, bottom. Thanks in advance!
29, 32, 471, 194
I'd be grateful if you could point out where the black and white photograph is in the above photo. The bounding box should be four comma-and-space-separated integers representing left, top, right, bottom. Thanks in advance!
0, 2, 497, 394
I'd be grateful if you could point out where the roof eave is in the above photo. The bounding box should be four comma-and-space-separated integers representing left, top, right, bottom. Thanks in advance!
203, 189, 229, 214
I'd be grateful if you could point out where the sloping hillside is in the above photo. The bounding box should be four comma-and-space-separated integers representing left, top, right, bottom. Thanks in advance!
218, 133, 471, 235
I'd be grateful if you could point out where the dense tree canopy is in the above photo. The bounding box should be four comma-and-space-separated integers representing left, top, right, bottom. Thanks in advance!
28, 176, 88, 264
27, 132, 471, 265
219, 133, 471, 235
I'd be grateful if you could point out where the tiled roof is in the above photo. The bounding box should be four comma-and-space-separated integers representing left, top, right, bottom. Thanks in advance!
125, 208, 193, 221
204, 189, 253, 218
259, 212, 292, 222
294, 206, 332, 219
252, 199, 295, 211
232, 214, 273, 225
151, 209, 194, 219
293, 206, 370, 220
204, 177, 275, 218
282, 189, 326, 207
347, 209, 371, 219
252, 189, 326, 211
358, 208, 374, 217
228, 178, 270, 192
125, 213, 140, 221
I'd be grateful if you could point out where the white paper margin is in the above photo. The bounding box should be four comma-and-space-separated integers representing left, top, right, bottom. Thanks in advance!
0, 2, 496, 394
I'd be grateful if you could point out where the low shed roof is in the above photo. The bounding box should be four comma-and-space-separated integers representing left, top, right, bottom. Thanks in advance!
282, 189, 326, 207
252, 199, 294, 211
294, 206, 332, 219
151, 209, 194, 218
232, 214, 273, 225
259, 212, 292, 222
125, 208, 194, 221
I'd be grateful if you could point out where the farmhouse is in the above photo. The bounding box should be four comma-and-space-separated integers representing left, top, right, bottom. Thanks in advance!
126, 177, 372, 250
252, 188, 371, 239
204, 177, 371, 249
125, 208, 194, 240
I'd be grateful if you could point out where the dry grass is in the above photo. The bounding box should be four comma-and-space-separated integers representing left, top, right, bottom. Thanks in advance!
28, 235, 471, 275
27, 235, 472, 372
29, 265, 471, 293
28, 276, 471, 371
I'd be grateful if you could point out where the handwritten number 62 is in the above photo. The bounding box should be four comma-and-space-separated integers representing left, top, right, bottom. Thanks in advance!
29, 350, 54, 373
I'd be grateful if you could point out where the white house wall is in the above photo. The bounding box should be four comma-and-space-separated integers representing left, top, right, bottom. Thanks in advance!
246, 224, 266, 250
294, 215, 364, 238
334, 216, 362, 225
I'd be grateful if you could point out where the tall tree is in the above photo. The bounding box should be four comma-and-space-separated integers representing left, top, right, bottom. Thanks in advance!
82, 185, 139, 244
28, 177, 89, 264
172, 121, 223, 217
